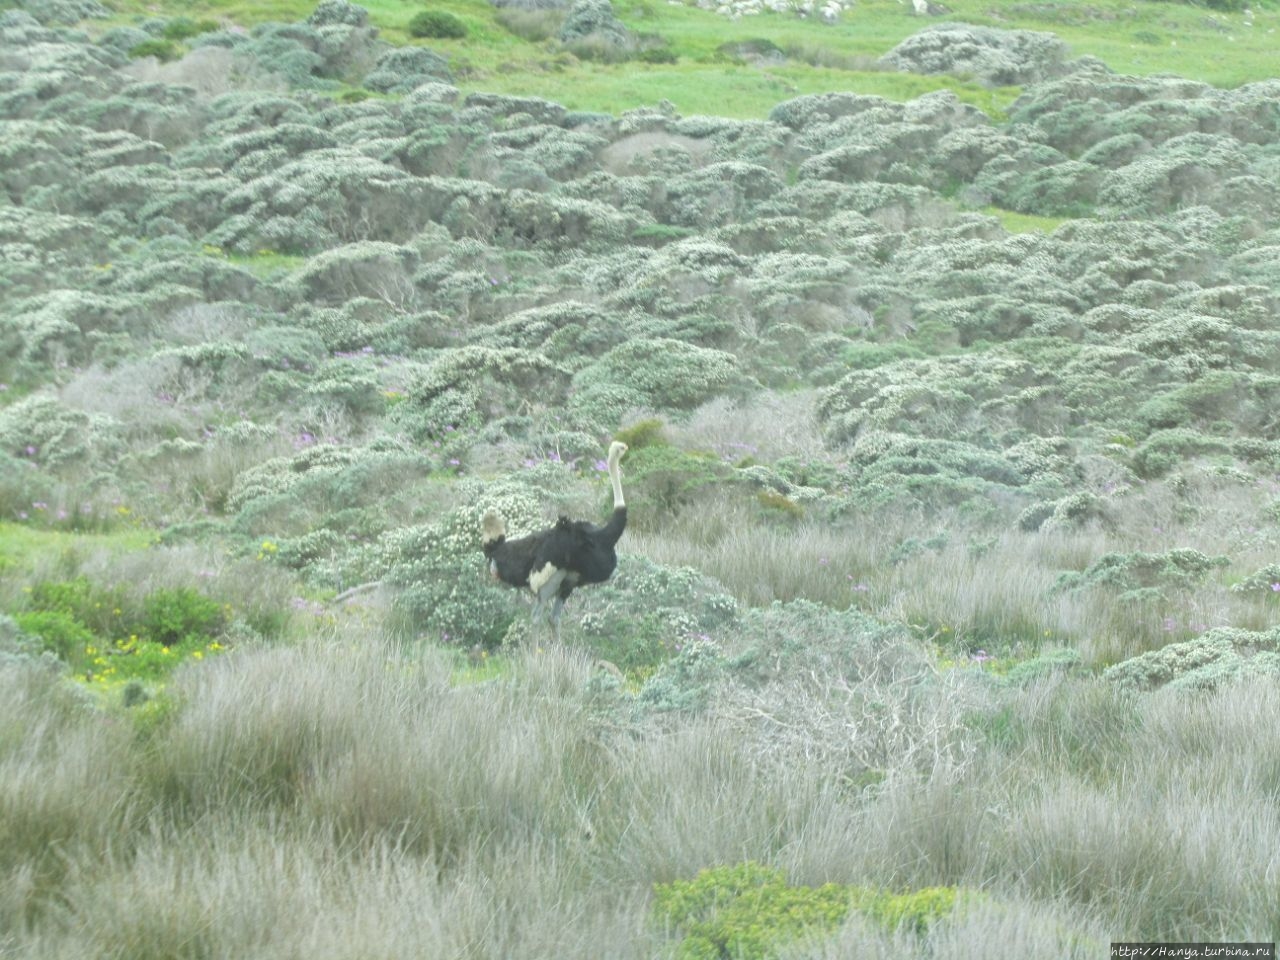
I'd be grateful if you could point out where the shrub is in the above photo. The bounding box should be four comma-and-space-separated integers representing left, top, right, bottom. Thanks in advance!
18, 578, 233, 689
365, 46, 452, 93
654, 862, 850, 959
880, 24, 1070, 86
1230, 564, 1280, 595
375, 488, 547, 647
129, 39, 182, 62
576, 555, 737, 675
496, 7, 566, 42
558, 0, 630, 47
141, 588, 226, 647
630, 224, 695, 247
1054, 549, 1228, 595
574, 339, 740, 413
307, 0, 371, 27
13, 611, 95, 667
616, 444, 727, 522
398, 346, 570, 440
1131, 429, 1231, 479
408, 10, 468, 39
614, 418, 667, 450
653, 862, 981, 958
28, 577, 129, 639
1003, 648, 1085, 686
288, 241, 417, 306
162, 17, 218, 41
1038, 492, 1110, 533
1104, 628, 1280, 692
21, 0, 109, 25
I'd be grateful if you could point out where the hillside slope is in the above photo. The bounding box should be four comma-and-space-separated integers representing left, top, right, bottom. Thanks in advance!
4, 0, 1280, 952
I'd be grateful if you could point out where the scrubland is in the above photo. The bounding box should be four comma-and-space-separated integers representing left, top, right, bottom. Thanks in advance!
3, 0, 1280, 954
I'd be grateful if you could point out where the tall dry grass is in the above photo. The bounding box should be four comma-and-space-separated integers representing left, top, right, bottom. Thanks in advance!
628, 486, 1279, 665
6, 604, 1280, 954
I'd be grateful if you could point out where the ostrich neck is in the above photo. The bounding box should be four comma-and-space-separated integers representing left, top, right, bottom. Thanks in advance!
609, 456, 625, 509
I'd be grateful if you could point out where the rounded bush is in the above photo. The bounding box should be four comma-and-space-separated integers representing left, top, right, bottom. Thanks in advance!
128, 38, 181, 62
161, 16, 217, 41
408, 10, 468, 39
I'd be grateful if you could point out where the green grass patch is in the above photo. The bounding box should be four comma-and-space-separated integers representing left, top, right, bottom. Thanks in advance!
447, 645, 514, 685
96, 0, 1275, 122
979, 206, 1073, 235
210, 246, 309, 278
0, 522, 155, 579
454, 60, 1016, 120
654, 862, 981, 957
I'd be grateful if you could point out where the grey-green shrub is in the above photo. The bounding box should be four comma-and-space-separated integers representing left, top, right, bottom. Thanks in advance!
307, 0, 370, 27
573, 338, 740, 412
1054, 548, 1228, 595
364, 46, 452, 94
1104, 627, 1280, 692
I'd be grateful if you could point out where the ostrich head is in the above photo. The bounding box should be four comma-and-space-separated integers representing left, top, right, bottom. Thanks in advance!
607, 440, 628, 467
481, 510, 506, 546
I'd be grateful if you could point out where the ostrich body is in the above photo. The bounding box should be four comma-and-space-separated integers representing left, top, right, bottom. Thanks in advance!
482, 441, 628, 635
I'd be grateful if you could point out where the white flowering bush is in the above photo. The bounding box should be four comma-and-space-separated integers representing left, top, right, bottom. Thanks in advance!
1104, 628, 1280, 692
364, 46, 451, 94
471, 300, 615, 362
1229, 565, 1280, 596
486, 121, 596, 176
356, 474, 574, 647
880, 25, 1071, 86
217, 150, 432, 251
557, 0, 631, 49
498, 190, 634, 250
0, 395, 122, 470
287, 241, 416, 306
397, 346, 570, 440
655, 162, 784, 228
819, 352, 1045, 443
573, 338, 740, 412
1054, 549, 1229, 597
306, 0, 369, 28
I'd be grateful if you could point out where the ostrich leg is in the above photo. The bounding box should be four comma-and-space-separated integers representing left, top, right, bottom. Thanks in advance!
549, 595, 566, 641
530, 564, 568, 638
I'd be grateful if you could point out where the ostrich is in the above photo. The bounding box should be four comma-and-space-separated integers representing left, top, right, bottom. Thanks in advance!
482, 440, 628, 637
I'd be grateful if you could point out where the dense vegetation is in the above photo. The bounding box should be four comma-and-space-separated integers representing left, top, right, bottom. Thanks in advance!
3, 0, 1280, 953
